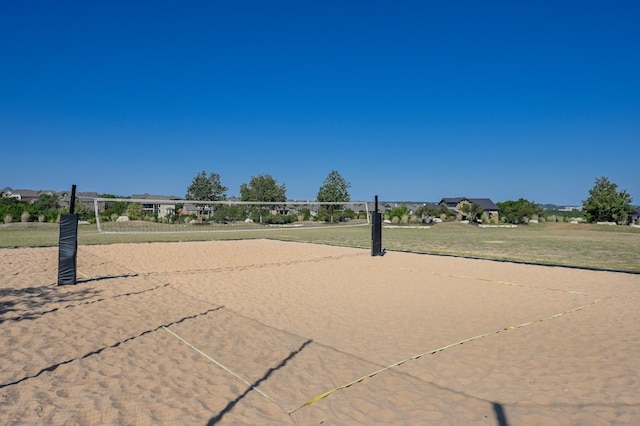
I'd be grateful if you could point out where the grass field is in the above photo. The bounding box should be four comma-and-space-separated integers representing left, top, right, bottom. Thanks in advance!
1, 221, 639, 273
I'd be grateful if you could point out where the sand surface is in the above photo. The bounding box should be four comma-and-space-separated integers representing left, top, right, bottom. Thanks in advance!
1, 239, 639, 425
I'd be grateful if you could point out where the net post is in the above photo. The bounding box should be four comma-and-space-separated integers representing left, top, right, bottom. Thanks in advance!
371, 195, 384, 256
58, 184, 79, 285
94, 198, 102, 233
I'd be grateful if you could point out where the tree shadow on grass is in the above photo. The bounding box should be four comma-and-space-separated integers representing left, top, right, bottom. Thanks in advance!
207, 339, 313, 425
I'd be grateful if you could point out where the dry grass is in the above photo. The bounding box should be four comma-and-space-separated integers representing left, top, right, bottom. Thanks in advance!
1, 221, 639, 272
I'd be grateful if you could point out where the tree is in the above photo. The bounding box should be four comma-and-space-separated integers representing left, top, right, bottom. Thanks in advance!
496, 199, 543, 224
59, 197, 90, 221
186, 171, 228, 201
316, 170, 351, 223
28, 194, 59, 222
240, 174, 287, 224
582, 176, 633, 224
126, 202, 142, 220
0, 197, 27, 223
240, 174, 286, 203
102, 194, 128, 221
415, 203, 451, 222
388, 205, 408, 222
460, 202, 484, 223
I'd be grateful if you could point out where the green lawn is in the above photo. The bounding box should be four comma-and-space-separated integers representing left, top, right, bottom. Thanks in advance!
1, 222, 639, 273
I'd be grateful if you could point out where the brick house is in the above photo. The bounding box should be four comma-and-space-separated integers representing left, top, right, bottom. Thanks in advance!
439, 197, 500, 222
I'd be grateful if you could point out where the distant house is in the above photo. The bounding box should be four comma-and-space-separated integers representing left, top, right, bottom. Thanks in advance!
59, 191, 105, 213
630, 207, 640, 225
439, 197, 499, 222
79, 192, 104, 212
182, 202, 213, 219
132, 194, 179, 218
0, 187, 56, 203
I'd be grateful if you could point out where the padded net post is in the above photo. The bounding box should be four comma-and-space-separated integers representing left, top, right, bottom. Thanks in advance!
58, 184, 78, 285
371, 195, 383, 256
58, 213, 78, 285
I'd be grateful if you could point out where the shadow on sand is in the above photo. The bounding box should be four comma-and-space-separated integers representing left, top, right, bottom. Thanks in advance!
207, 339, 313, 425
0, 283, 100, 323
0, 306, 224, 389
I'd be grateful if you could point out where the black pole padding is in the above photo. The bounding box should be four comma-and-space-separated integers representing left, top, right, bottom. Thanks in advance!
69, 184, 77, 214
58, 213, 78, 285
58, 183, 79, 285
371, 195, 384, 256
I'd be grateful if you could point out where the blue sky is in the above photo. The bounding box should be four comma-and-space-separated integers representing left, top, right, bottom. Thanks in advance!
1, 1, 638, 205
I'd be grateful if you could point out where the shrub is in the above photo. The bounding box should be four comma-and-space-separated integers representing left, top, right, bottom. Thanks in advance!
4, 213, 12, 224
126, 202, 142, 220
342, 208, 356, 220
388, 206, 408, 222
263, 213, 295, 224
21, 211, 30, 222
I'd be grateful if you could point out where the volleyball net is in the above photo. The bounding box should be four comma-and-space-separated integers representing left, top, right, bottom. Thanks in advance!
92, 198, 371, 234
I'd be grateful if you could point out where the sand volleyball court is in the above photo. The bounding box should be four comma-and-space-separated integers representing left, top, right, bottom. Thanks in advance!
1, 239, 639, 424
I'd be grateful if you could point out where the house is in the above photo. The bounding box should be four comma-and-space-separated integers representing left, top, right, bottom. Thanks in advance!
59, 191, 105, 213
630, 207, 640, 225
132, 194, 179, 218
439, 197, 499, 222
182, 202, 213, 219
0, 188, 56, 203
79, 192, 104, 212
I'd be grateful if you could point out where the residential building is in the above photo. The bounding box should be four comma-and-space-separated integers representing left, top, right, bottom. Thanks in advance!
440, 197, 499, 222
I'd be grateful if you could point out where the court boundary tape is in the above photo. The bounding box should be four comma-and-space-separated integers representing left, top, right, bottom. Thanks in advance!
433, 272, 593, 296
76, 250, 609, 419
84, 253, 295, 418
288, 296, 607, 414
161, 326, 289, 413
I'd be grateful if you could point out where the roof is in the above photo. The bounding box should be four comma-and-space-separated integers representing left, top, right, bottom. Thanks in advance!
4, 189, 43, 198
439, 197, 499, 211
131, 193, 181, 200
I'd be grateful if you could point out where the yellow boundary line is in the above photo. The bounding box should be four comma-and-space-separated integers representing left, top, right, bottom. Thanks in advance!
79, 252, 294, 417
78, 251, 608, 418
288, 297, 607, 413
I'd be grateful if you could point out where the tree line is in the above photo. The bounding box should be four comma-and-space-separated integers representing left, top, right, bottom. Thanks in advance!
0, 175, 635, 225
184, 170, 352, 223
